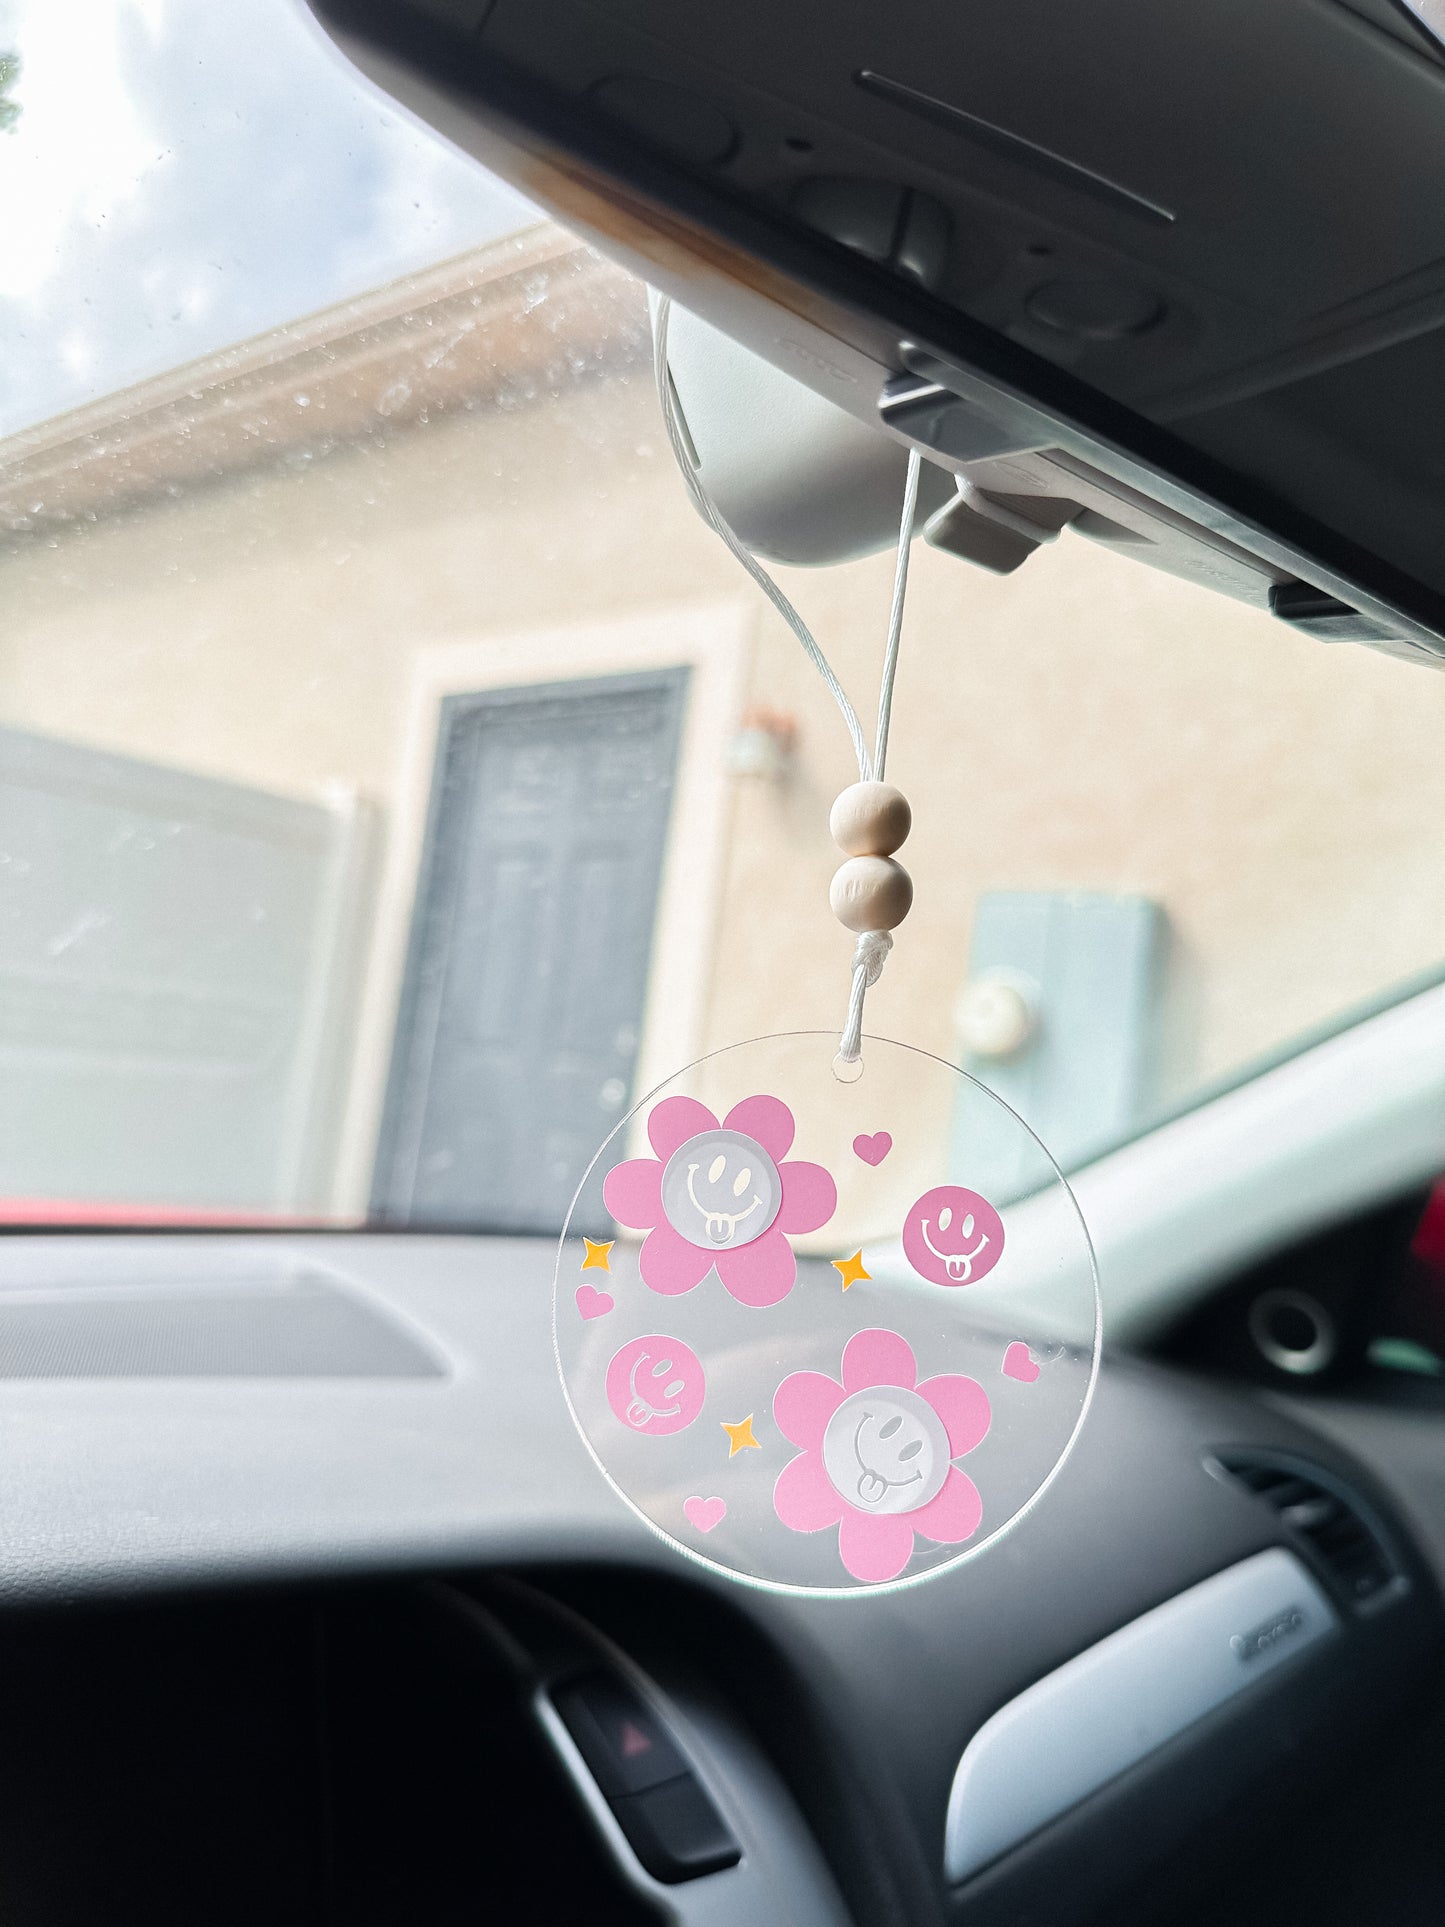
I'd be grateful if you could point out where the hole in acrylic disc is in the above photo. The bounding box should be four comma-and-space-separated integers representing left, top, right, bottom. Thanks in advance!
554, 1032, 1100, 1596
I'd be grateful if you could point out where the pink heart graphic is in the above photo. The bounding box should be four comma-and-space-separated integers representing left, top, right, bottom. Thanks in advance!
853, 1132, 893, 1167
683, 1495, 727, 1534
1002, 1341, 1040, 1383
575, 1283, 615, 1321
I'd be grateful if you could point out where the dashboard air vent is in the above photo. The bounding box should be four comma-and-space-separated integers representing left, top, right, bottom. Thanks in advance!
1214, 1454, 1401, 1607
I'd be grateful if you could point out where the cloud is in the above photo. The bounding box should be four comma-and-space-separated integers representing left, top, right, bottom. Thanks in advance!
0, 0, 536, 438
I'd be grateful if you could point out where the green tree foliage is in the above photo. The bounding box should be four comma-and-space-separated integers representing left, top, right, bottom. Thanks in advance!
0, 52, 21, 135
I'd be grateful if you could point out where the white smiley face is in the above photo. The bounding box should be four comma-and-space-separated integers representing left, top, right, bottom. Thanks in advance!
821, 1386, 952, 1516
660, 1128, 783, 1251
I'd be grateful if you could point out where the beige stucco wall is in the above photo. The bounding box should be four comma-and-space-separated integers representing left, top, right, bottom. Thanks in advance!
4, 256, 1445, 1208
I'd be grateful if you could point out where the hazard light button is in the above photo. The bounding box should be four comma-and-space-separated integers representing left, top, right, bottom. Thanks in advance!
552, 1671, 689, 1797
552, 1670, 742, 1883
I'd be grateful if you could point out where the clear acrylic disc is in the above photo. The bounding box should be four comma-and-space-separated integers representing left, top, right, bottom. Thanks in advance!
554, 1032, 1100, 1596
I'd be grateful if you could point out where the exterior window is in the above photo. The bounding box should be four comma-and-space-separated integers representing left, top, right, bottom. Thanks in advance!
3, 12, 1445, 1226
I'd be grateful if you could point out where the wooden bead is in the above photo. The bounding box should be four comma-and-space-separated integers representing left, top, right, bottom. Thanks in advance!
830, 781, 911, 857
830, 856, 913, 933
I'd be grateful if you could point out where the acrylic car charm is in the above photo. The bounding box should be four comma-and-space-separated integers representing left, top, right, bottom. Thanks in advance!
557, 315, 1106, 1593
554, 1032, 1100, 1597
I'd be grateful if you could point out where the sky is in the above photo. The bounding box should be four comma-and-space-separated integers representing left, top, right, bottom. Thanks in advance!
0, 0, 538, 440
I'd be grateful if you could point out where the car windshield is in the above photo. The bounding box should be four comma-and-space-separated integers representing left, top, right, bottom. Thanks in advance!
3, 0, 1445, 1233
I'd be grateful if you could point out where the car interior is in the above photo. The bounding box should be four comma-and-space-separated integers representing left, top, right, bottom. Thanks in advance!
2, 1, 1445, 1922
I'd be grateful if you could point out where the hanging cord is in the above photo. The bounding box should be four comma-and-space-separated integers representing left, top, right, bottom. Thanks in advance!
652, 295, 921, 1066
874, 437, 920, 785
653, 299, 872, 779
837, 444, 920, 1065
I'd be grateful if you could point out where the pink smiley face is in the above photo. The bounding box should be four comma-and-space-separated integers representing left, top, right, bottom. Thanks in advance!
605, 1334, 707, 1436
902, 1185, 1005, 1287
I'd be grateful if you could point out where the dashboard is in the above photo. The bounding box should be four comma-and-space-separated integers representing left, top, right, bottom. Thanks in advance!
0, 1227, 1440, 1925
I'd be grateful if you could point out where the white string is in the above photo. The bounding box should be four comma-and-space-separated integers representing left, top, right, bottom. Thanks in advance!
875, 442, 921, 785
652, 296, 921, 1070
837, 447, 920, 1064
653, 300, 872, 782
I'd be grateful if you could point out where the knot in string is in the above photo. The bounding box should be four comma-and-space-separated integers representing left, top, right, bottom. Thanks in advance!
837, 930, 893, 1066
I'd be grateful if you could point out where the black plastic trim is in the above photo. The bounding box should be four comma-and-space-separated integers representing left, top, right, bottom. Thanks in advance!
308, 0, 1445, 650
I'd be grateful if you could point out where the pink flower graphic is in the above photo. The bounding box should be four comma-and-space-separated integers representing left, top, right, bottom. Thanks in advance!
603, 1094, 836, 1308
773, 1329, 991, 1584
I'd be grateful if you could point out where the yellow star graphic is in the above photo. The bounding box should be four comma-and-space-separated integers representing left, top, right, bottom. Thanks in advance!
832, 1250, 870, 1290
581, 1238, 614, 1272
721, 1414, 760, 1457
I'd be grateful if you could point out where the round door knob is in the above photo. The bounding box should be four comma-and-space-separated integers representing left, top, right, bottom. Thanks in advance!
955, 972, 1038, 1060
